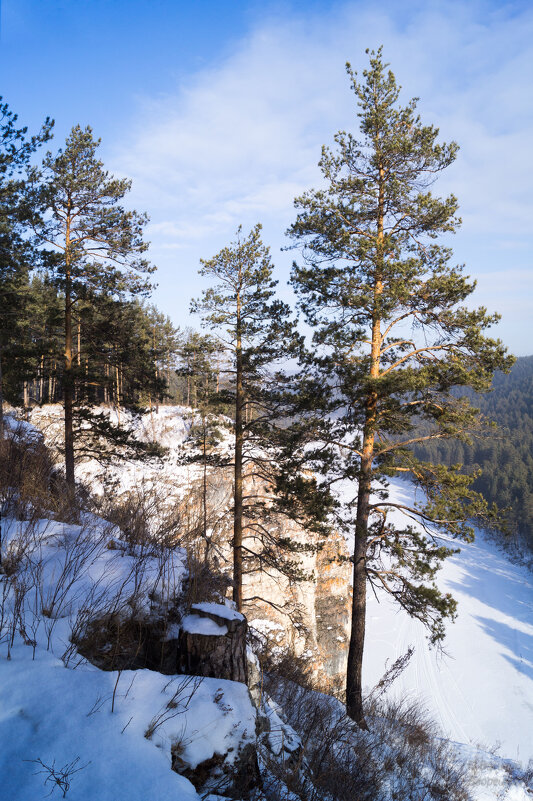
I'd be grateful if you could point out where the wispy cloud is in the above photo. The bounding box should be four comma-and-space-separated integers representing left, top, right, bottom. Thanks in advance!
111, 0, 533, 353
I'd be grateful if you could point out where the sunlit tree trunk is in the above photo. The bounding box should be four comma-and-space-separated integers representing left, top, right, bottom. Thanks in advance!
233, 285, 244, 612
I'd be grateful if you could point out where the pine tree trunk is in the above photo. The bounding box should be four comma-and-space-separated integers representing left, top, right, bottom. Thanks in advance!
346, 444, 372, 728
202, 415, 209, 562
346, 346, 379, 728
192, 355, 197, 408
115, 364, 121, 424
346, 162, 385, 728
153, 328, 159, 414
0, 344, 4, 443
64, 280, 75, 495
64, 211, 75, 498
233, 291, 244, 612
75, 321, 81, 401
39, 354, 44, 403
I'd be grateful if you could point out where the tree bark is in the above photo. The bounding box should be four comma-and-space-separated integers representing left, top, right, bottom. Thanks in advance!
64, 280, 75, 493
233, 288, 244, 612
0, 344, 4, 443
64, 205, 76, 498
346, 160, 385, 728
39, 354, 44, 403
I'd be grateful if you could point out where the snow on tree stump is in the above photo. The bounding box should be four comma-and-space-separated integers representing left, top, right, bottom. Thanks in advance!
178, 603, 248, 684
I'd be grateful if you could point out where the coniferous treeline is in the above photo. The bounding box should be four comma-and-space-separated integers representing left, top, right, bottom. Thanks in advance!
0, 48, 524, 731
414, 356, 533, 545
2, 270, 225, 414
0, 109, 229, 492
2, 275, 178, 410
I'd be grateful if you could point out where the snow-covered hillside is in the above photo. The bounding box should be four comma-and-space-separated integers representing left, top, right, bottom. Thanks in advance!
29, 403, 207, 497
362, 480, 533, 764
1, 407, 532, 799
23, 405, 533, 761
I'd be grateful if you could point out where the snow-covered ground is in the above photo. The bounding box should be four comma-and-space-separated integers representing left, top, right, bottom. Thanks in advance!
27, 403, 231, 499
2, 407, 532, 799
361, 480, 533, 764
0, 513, 255, 801
0, 644, 256, 801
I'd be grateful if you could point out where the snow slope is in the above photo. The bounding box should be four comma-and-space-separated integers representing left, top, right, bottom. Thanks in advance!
3, 407, 532, 797
361, 480, 533, 763
21, 406, 533, 761
0, 513, 256, 801
0, 645, 256, 801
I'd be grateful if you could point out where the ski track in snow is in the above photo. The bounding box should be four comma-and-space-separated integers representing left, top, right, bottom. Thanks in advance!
360, 479, 533, 763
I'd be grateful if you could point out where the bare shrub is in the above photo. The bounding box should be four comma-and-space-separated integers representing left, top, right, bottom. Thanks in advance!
99, 482, 169, 549
25, 756, 90, 798
260, 656, 471, 801
253, 641, 315, 694
0, 517, 50, 656
74, 612, 154, 671
95, 472, 233, 611
0, 433, 74, 523
96, 467, 230, 551
182, 551, 232, 608
144, 674, 203, 739
367, 646, 415, 704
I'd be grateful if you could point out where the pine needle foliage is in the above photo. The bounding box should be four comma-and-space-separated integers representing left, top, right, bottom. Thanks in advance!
192, 223, 302, 610
27, 125, 155, 495
287, 48, 514, 727
0, 100, 52, 437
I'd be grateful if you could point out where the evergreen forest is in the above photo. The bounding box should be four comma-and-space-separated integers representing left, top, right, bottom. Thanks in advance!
415, 355, 533, 548
0, 48, 531, 751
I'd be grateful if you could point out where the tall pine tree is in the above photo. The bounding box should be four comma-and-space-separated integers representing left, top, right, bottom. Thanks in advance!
192, 224, 300, 611
0, 100, 52, 436
28, 125, 154, 496
288, 49, 513, 727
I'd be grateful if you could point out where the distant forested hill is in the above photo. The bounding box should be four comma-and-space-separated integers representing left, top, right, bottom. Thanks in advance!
415, 355, 533, 547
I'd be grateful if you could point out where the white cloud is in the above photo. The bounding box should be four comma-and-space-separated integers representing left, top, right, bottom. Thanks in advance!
110, 0, 533, 355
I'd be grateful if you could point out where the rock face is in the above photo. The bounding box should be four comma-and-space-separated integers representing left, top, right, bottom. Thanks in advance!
30, 404, 353, 684
314, 532, 352, 683
178, 603, 248, 684
241, 490, 352, 686
173, 742, 261, 800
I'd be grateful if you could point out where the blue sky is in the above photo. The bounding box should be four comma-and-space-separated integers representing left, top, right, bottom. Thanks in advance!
1, 0, 532, 355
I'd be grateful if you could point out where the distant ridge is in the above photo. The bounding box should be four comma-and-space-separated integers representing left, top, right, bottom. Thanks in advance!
416, 355, 533, 548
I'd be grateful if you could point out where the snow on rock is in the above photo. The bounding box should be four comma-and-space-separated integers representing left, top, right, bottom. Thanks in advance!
0, 642, 261, 801
178, 606, 249, 684
27, 404, 231, 500
262, 696, 301, 757
0, 512, 260, 799
191, 602, 244, 622
1, 516, 187, 628
182, 614, 229, 636
10, 404, 533, 789
2, 412, 43, 443
0, 645, 200, 801
25, 404, 353, 684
